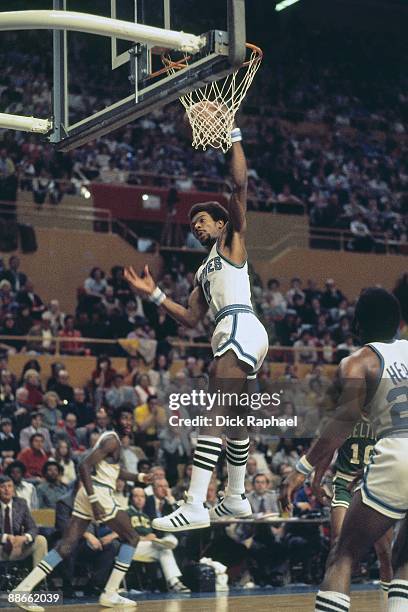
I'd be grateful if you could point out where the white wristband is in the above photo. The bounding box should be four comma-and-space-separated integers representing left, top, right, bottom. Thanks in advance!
88, 494, 98, 503
149, 287, 166, 306
295, 455, 314, 476
231, 128, 242, 143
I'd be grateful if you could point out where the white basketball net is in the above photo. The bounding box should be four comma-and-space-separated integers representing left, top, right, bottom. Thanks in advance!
163, 45, 262, 153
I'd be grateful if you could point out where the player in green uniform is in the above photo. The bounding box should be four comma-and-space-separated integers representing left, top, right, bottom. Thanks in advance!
331, 420, 393, 596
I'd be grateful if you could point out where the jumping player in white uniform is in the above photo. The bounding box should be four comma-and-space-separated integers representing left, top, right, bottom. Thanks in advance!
281, 288, 408, 612
125, 124, 269, 531
12, 408, 150, 611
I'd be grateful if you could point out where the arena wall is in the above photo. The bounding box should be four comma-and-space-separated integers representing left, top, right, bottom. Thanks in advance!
7, 227, 162, 312
254, 248, 407, 298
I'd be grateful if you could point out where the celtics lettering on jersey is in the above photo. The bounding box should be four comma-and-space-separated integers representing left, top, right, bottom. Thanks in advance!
334, 420, 377, 480
195, 241, 253, 317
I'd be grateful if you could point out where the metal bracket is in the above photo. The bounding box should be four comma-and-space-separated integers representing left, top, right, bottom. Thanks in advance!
227, 0, 246, 67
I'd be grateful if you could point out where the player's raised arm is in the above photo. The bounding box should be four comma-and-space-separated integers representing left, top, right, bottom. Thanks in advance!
124, 265, 208, 328
228, 135, 248, 235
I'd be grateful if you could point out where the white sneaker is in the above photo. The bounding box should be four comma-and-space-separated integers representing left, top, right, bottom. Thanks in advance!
10, 592, 44, 612
99, 592, 138, 608
209, 493, 252, 520
168, 579, 191, 593
152, 498, 210, 532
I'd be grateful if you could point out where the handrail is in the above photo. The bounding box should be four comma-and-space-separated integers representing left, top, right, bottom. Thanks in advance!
0, 333, 351, 362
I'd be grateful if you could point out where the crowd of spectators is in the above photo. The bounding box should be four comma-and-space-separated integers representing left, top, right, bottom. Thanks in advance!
1, 253, 407, 366
0, 28, 407, 251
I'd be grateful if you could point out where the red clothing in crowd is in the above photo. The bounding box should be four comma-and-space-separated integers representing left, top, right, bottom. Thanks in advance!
24, 382, 43, 409
17, 447, 49, 478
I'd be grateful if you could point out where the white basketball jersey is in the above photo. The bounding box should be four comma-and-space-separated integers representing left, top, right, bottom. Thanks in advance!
365, 339, 408, 439
195, 240, 252, 318
92, 430, 120, 488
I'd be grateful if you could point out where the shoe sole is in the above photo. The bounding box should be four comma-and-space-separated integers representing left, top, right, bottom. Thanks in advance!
99, 603, 137, 609
152, 521, 210, 532
210, 512, 253, 521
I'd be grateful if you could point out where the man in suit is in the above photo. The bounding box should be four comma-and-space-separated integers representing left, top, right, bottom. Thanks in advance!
1, 256, 27, 292
144, 478, 178, 521
247, 473, 280, 514
0, 475, 47, 565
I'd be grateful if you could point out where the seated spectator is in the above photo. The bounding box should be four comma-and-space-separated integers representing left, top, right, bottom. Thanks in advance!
0, 417, 19, 458
58, 315, 84, 355
105, 373, 137, 410
286, 278, 305, 307
91, 356, 117, 390
66, 387, 95, 426
83, 267, 107, 304
120, 434, 145, 476
46, 362, 65, 391
1, 256, 27, 293
293, 330, 318, 364
39, 391, 63, 432
121, 356, 140, 387
53, 439, 77, 486
271, 438, 300, 473
17, 433, 50, 481
19, 412, 53, 454
55, 413, 82, 452
134, 395, 166, 459
0, 475, 47, 565
37, 459, 68, 509
44, 299, 65, 334
16, 280, 45, 320
10, 387, 31, 430
144, 478, 178, 520
247, 474, 280, 514
82, 407, 112, 447
147, 354, 171, 402
336, 334, 359, 359
108, 265, 133, 305
350, 214, 374, 252
134, 373, 157, 405
113, 477, 129, 511
320, 279, 344, 310
101, 285, 121, 317
129, 487, 190, 593
48, 368, 74, 404
5, 460, 38, 510
23, 368, 43, 409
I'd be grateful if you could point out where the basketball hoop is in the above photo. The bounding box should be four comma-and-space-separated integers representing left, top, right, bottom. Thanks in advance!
162, 44, 263, 152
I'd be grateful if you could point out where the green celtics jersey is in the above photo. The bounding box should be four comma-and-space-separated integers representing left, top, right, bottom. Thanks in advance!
333, 420, 377, 482
128, 506, 153, 536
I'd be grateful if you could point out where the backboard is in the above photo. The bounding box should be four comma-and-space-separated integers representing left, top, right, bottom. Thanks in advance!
47, 0, 246, 150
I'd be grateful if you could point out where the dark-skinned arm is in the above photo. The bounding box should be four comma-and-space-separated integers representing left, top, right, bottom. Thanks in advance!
280, 353, 366, 510
124, 265, 208, 329
228, 140, 247, 234
119, 468, 153, 485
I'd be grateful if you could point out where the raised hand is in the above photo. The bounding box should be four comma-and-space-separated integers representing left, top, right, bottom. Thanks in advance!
124, 265, 156, 298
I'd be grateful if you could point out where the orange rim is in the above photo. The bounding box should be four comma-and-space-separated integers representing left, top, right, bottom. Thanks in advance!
149, 42, 262, 80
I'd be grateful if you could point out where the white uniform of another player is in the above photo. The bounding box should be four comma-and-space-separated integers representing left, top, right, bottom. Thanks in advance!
195, 239, 268, 373
362, 339, 408, 519
72, 430, 121, 522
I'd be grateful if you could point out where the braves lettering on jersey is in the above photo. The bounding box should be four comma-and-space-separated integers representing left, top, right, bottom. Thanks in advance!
365, 339, 408, 439
194, 240, 269, 373
195, 241, 252, 317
